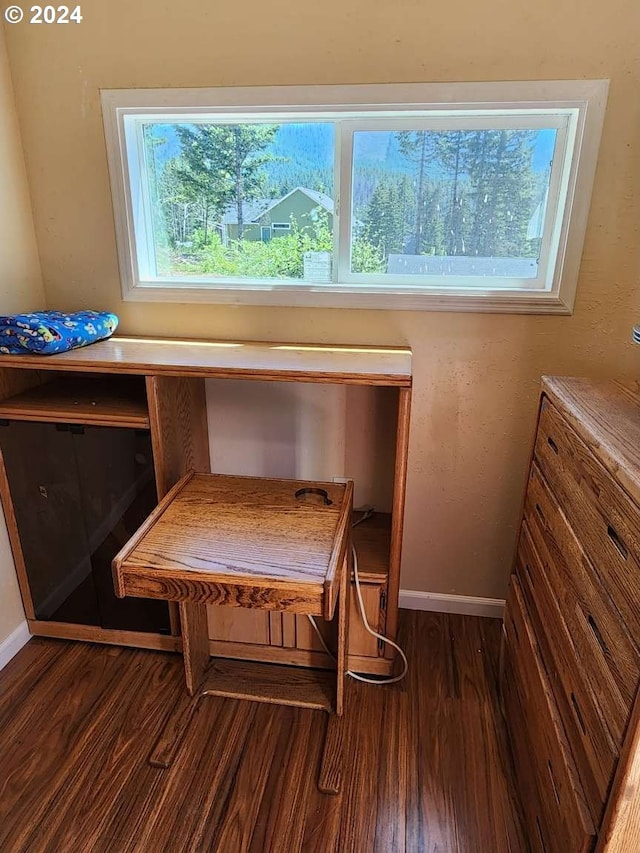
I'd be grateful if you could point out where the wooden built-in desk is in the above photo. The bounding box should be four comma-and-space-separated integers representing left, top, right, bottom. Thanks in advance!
0, 336, 411, 677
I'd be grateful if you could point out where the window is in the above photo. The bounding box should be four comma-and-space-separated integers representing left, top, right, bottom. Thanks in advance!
101, 81, 608, 312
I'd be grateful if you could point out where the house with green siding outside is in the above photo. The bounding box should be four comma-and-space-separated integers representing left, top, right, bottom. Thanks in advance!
220, 187, 333, 244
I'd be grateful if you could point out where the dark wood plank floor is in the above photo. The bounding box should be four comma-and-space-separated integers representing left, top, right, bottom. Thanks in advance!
0, 612, 527, 852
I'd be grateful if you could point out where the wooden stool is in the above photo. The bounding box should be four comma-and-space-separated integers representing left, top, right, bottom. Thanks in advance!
112, 471, 353, 793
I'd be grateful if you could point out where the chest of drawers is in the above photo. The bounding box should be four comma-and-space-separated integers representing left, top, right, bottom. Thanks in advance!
502, 377, 640, 852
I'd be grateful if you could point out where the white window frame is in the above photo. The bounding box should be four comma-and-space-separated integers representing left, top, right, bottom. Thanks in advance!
101, 80, 608, 314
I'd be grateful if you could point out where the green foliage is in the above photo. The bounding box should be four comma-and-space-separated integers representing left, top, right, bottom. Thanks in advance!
363, 176, 415, 257
394, 129, 539, 259
351, 238, 385, 274
148, 123, 278, 246
168, 209, 334, 280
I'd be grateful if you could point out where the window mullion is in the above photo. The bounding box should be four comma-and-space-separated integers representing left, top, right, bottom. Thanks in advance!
135, 121, 158, 280
536, 115, 577, 295
336, 121, 354, 283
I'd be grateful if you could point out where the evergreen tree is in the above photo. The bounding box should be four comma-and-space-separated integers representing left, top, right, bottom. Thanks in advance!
363, 177, 416, 258
427, 131, 469, 255
156, 157, 199, 245
396, 131, 434, 253
175, 123, 277, 242
420, 181, 446, 256
464, 129, 537, 257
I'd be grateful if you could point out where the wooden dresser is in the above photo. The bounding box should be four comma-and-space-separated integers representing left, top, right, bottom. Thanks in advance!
502, 377, 640, 852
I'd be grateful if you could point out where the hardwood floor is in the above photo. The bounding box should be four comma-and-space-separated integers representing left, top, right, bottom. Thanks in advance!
0, 611, 527, 852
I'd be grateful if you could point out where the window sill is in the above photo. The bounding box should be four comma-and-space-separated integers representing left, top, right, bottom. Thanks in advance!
124, 282, 573, 314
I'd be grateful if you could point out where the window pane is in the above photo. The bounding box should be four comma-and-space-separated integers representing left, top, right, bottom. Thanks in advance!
141, 121, 335, 281
350, 128, 557, 282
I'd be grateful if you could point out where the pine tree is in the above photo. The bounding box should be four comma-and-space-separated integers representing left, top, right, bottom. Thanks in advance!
396, 131, 434, 253
175, 124, 277, 243
464, 129, 537, 257
363, 178, 412, 258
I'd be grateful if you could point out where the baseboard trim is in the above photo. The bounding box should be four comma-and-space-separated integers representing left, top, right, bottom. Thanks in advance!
399, 590, 505, 619
0, 620, 31, 671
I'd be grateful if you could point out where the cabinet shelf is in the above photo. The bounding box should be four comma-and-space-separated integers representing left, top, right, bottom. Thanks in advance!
0, 376, 149, 429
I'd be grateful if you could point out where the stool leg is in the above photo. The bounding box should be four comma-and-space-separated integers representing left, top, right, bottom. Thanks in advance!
146, 601, 209, 770
319, 548, 350, 794
336, 547, 350, 716
180, 601, 210, 695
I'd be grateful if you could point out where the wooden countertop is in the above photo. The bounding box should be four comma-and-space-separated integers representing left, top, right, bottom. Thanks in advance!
0, 336, 412, 386
542, 376, 640, 509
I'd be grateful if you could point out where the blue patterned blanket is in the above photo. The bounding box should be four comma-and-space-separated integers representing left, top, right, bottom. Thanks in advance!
0, 311, 118, 355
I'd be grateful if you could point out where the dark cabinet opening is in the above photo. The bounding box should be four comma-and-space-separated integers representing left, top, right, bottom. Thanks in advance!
0, 420, 170, 635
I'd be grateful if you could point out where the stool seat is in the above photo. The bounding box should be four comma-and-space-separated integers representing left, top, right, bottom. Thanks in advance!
113, 472, 351, 619
111, 470, 354, 793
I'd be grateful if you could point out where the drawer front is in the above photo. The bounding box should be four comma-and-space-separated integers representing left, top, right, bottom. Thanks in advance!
501, 643, 555, 853
502, 578, 595, 851
516, 517, 617, 819
524, 465, 640, 731
535, 397, 640, 639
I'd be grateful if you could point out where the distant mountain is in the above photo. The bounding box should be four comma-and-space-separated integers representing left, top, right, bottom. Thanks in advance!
147, 121, 556, 213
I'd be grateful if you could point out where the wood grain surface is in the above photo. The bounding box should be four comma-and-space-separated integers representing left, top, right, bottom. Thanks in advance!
0, 336, 412, 386
542, 377, 640, 515
0, 375, 150, 428
201, 658, 335, 712
516, 518, 616, 820
0, 366, 43, 402
385, 386, 411, 644
26, 619, 181, 652
351, 511, 390, 582
0, 449, 36, 619
0, 611, 525, 853
114, 474, 349, 616
536, 396, 640, 639
598, 683, 640, 851
146, 375, 210, 500
523, 466, 638, 750
503, 578, 595, 850
503, 378, 640, 850
179, 601, 209, 695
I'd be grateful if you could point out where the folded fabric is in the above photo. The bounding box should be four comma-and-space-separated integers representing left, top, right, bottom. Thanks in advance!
0, 311, 118, 355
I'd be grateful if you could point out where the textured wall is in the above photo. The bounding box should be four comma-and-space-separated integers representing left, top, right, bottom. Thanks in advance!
0, 25, 43, 643
3, 0, 639, 599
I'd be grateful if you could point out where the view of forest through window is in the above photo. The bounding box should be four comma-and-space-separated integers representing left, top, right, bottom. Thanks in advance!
141, 120, 556, 283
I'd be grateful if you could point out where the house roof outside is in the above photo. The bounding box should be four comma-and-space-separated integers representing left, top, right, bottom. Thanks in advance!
221, 198, 272, 226
386, 255, 539, 278
221, 186, 334, 226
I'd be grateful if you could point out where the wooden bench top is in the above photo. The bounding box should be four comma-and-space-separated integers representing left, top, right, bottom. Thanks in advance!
0, 336, 412, 386
112, 472, 353, 619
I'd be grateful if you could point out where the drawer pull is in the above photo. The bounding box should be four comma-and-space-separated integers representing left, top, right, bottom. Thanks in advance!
571, 692, 587, 735
548, 760, 561, 805
607, 525, 628, 560
587, 614, 609, 656
535, 817, 547, 852
547, 435, 559, 454
524, 562, 535, 586
510, 620, 519, 645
